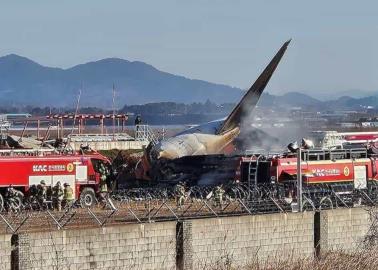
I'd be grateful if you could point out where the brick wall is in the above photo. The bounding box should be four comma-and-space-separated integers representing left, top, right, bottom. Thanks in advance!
186, 212, 314, 268
319, 208, 371, 252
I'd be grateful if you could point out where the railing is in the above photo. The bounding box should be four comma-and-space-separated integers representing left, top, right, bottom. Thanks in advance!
301, 148, 368, 161
68, 133, 134, 142
135, 125, 158, 145
0, 148, 57, 157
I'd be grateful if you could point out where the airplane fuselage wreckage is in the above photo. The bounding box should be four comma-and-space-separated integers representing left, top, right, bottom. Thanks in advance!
135, 40, 291, 183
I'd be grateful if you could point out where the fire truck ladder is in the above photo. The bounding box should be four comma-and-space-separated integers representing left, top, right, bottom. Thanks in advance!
246, 155, 291, 213
0, 148, 56, 156
247, 161, 257, 191
247, 155, 263, 190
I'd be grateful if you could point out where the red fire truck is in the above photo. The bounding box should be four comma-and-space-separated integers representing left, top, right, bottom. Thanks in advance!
239, 148, 377, 185
0, 149, 111, 210
238, 148, 378, 208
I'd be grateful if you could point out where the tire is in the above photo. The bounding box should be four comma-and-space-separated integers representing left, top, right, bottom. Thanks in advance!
0, 194, 3, 212
80, 187, 96, 208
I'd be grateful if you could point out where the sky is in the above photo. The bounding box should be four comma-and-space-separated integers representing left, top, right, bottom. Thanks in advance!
1, 0, 378, 99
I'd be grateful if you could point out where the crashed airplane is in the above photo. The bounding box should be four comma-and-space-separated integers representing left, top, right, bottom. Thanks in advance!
135, 40, 291, 182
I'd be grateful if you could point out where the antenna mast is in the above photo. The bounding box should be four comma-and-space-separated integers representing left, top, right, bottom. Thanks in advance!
64, 84, 82, 150
71, 85, 82, 136
112, 84, 116, 140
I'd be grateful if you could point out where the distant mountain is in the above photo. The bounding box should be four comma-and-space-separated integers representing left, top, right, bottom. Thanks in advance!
323, 95, 378, 110
1, 54, 378, 111
259, 92, 378, 111
313, 89, 378, 101
258, 92, 325, 110
0, 54, 243, 107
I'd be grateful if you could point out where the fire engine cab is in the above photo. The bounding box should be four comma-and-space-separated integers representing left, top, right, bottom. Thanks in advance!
0, 149, 111, 210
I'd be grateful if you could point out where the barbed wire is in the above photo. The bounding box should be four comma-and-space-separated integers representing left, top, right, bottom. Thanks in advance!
1, 184, 378, 234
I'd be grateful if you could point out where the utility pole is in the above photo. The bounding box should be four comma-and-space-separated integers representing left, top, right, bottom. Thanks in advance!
297, 147, 303, 212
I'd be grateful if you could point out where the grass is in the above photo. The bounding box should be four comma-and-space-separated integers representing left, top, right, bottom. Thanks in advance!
202, 248, 378, 270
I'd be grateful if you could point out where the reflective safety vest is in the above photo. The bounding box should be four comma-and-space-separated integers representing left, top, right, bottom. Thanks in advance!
53, 186, 64, 200
37, 184, 47, 198
100, 180, 108, 193
64, 187, 74, 201
214, 187, 225, 198
175, 185, 185, 196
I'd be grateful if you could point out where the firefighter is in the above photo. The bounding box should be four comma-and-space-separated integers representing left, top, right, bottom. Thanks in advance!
5, 185, 16, 199
52, 181, 64, 211
5, 185, 23, 212
63, 183, 74, 207
98, 163, 109, 198
174, 182, 186, 208
37, 180, 47, 207
214, 184, 225, 208
99, 163, 110, 179
134, 115, 142, 125
287, 141, 299, 153
134, 115, 142, 133
79, 143, 90, 154
301, 138, 314, 149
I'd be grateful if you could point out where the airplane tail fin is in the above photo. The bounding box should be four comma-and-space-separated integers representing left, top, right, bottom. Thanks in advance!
217, 40, 291, 134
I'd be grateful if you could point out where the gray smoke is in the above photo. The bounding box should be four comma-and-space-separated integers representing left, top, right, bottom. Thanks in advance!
238, 107, 309, 153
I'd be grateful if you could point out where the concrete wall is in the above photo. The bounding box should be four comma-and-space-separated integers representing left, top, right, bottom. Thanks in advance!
0, 207, 375, 270
319, 208, 371, 252
18, 222, 177, 270
184, 213, 314, 269
0, 234, 11, 270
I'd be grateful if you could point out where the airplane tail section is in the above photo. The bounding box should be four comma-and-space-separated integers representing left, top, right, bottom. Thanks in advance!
217, 40, 291, 134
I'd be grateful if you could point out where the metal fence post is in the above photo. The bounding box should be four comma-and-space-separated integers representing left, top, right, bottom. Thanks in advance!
148, 199, 151, 223
297, 147, 303, 212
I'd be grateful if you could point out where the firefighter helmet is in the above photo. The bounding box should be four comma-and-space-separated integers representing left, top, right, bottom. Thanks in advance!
287, 141, 299, 153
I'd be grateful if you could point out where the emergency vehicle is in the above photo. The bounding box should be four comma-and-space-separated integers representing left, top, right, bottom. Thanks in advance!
0, 149, 111, 210
238, 147, 378, 208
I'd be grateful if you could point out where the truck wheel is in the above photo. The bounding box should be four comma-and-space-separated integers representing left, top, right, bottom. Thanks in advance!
0, 194, 3, 212
80, 188, 96, 207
